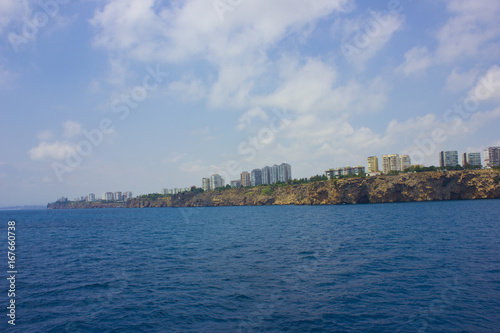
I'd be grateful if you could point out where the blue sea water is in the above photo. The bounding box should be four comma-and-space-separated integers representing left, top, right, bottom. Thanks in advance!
0, 200, 500, 332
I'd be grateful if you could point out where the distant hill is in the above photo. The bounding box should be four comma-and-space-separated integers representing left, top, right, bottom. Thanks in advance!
0, 205, 47, 210
125, 170, 500, 207
47, 170, 500, 209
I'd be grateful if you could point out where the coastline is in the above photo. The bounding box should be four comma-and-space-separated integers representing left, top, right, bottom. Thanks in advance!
47, 170, 500, 209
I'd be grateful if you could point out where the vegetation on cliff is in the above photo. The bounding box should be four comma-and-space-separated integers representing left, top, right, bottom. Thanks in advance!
47, 170, 500, 209
47, 201, 126, 209
125, 170, 500, 208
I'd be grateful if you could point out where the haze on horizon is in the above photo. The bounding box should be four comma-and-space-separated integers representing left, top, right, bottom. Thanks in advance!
1, 0, 500, 206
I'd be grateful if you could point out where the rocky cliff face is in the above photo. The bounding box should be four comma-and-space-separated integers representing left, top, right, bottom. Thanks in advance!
47, 201, 126, 209
123, 170, 500, 208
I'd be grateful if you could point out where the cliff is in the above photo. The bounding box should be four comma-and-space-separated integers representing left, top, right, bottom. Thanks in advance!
47, 201, 126, 209
124, 170, 500, 208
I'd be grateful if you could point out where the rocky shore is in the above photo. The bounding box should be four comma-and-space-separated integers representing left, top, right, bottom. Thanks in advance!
47, 170, 500, 209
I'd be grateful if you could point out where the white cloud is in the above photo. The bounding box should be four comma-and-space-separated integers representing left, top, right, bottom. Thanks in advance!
0, 65, 18, 90
90, 0, 348, 63
0, 0, 29, 34
467, 65, 500, 102
435, 0, 500, 63
253, 57, 389, 115
339, 10, 404, 69
236, 108, 269, 130
179, 160, 207, 174
106, 57, 129, 86
41, 176, 51, 183
396, 46, 432, 76
29, 141, 76, 161
163, 152, 187, 164
398, 0, 500, 74
88, 80, 102, 94
445, 67, 480, 92
167, 75, 206, 101
63, 121, 82, 138
36, 130, 54, 141
189, 127, 210, 136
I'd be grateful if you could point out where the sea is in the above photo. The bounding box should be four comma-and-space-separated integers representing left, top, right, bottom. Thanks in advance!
0, 200, 499, 332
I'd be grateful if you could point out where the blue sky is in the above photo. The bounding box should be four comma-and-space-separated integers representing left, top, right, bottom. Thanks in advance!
1, 0, 500, 206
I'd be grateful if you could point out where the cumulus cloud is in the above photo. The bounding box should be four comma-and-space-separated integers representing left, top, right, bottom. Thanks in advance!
29, 141, 76, 161
179, 160, 208, 174
163, 152, 189, 165
398, 0, 500, 74
0, 0, 29, 34
0, 65, 18, 90
339, 9, 404, 69
396, 46, 432, 76
168, 75, 206, 101
435, 0, 500, 63
63, 120, 82, 138
236, 108, 269, 130
36, 130, 54, 141
91, 0, 345, 61
445, 67, 480, 93
254, 58, 389, 115
467, 65, 500, 102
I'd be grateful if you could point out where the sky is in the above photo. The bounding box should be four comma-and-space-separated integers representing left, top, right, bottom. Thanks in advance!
1, 0, 500, 206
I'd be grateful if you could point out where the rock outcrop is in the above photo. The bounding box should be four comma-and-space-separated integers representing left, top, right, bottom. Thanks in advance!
47, 170, 500, 209
127, 170, 500, 208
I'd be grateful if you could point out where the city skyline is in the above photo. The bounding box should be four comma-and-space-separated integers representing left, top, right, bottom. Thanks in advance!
1, 1, 500, 206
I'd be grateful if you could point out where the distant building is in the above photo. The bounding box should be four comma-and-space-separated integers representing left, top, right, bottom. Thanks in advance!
278, 163, 292, 183
57, 197, 68, 202
114, 192, 122, 201
270, 164, 279, 184
210, 174, 224, 190
123, 191, 133, 200
382, 154, 401, 174
102, 192, 114, 201
202, 178, 211, 192
439, 151, 459, 167
240, 171, 251, 187
251, 169, 262, 186
484, 147, 500, 168
88, 193, 95, 202
230, 180, 241, 188
163, 188, 191, 195
462, 152, 482, 167
381, 154, 411, 173
325, 166, 365, 179
400, 155, 411, 171
261, 166, 271, 185
367, 156, 379, 173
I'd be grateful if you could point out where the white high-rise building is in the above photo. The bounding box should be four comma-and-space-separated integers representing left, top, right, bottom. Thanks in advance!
251, 169, 262, 186
261, 166, 271, 185
102, 192, 114, 201
463, 152, 482, 166
367, 156, 379, 173
382, 154, 401, 174
114, 192, 122, 201
278, 163, 292, 183
439, 151, 459, 167
202, 178, 211, 192
484, 147, 500, 168
240, 171, 251, 187
400, 155, 411, 171
270, 164, 279, 184
210, 174, 224, 190
88, 193, 95, 202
